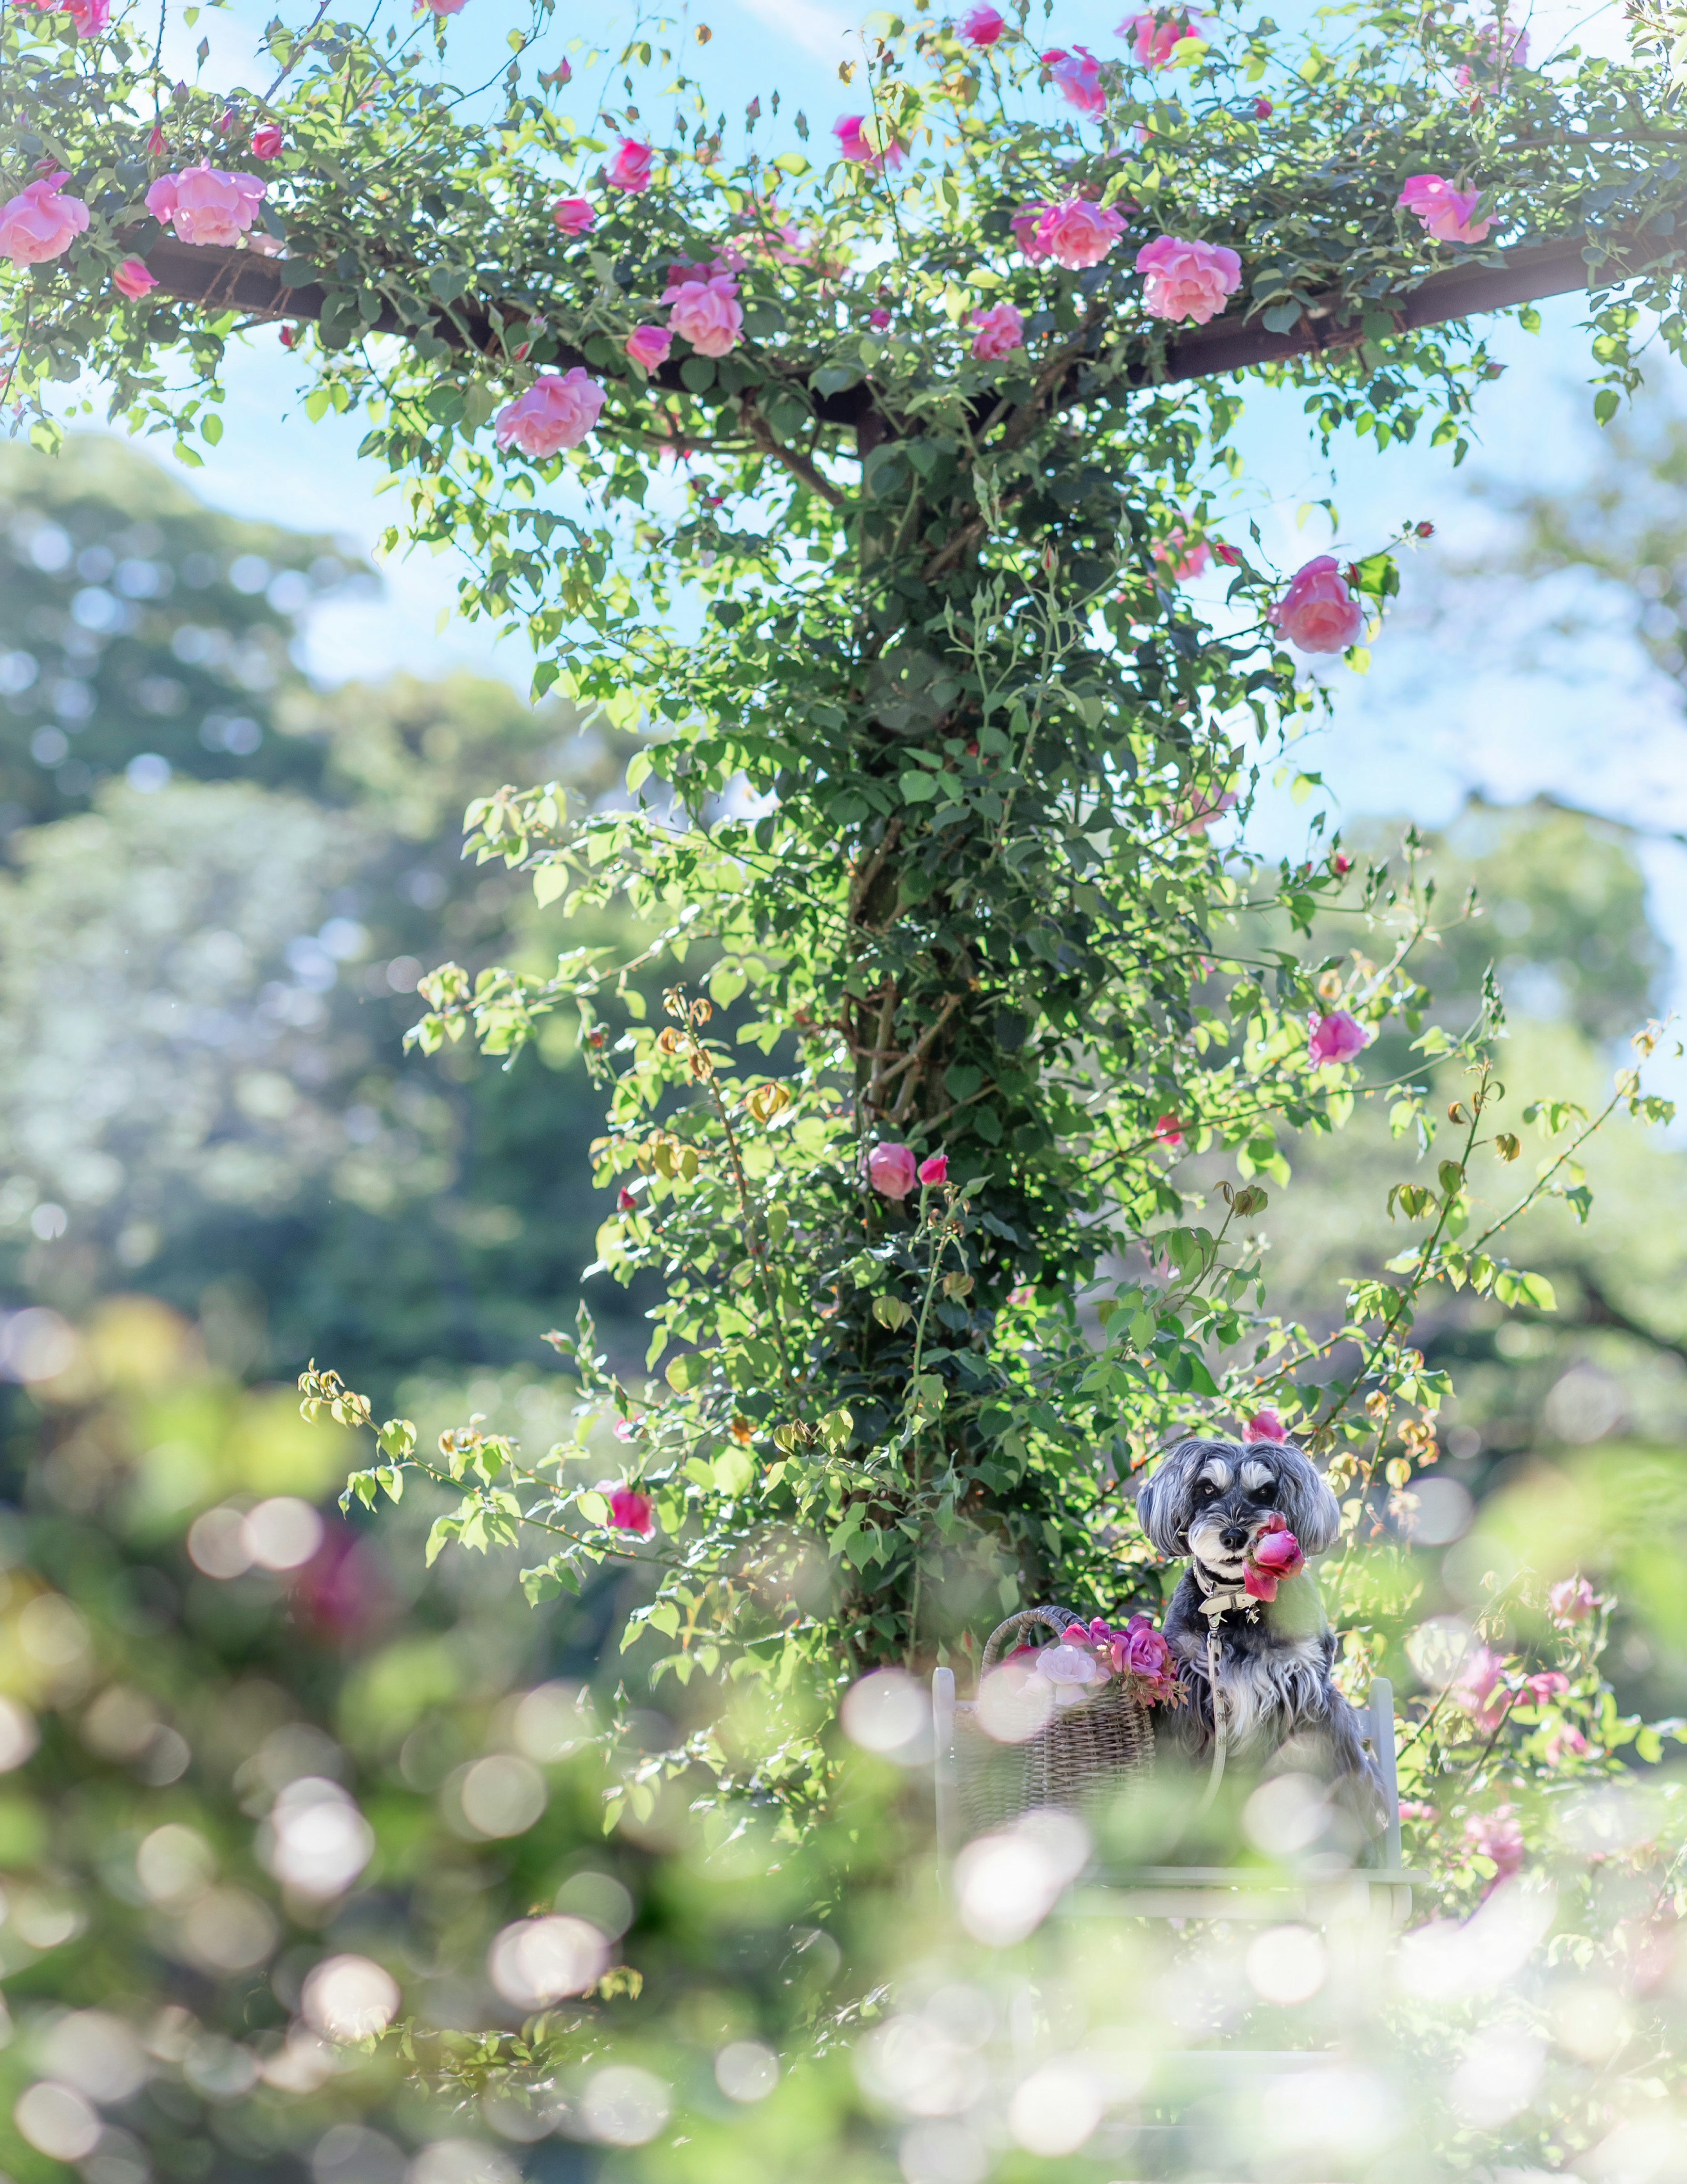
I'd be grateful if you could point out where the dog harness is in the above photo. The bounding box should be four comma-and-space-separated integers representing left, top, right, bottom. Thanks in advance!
1193, 1568, 1258, 1808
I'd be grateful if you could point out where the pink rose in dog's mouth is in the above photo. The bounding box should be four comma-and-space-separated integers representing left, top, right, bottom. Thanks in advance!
1244, 1511, 1305, 1601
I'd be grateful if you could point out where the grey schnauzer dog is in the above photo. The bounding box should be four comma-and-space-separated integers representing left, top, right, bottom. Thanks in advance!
1136, 1434, 1386, 1827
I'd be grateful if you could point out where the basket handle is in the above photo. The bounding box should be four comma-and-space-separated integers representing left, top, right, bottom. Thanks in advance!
980, 1605, 1081, 1675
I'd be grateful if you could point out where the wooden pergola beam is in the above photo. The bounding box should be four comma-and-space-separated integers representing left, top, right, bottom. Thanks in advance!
138, 221, 1678, 417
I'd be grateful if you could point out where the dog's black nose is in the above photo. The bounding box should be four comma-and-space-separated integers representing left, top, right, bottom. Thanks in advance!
1220, 1525, 1250, 1551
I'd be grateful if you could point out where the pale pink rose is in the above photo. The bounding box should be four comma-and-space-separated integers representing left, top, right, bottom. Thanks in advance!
607, 139, 655, 193
0, 173, 90, 266
1035, 1642, 1103, 1704
1116, 8, 1209, 65
1245, 1512, 1304, 1601
1549, 1576, 1596, 1626
961, 4, 1005, 42
250, 123, 285, 159
664, 272, 744, 358
868, 1142, 919, 1200
833, 115, 903, 170
625, 324, 672, 371
1397, 172, 1492, 245
1270, 553, 1366, 653
970, 301, 1025, 360
553, 196, 595, 235
917, 1152, 948, 1186
1155, 525, 1209, 580
494, 366, 607, 457
1010, 201, 1053, 262
145, 165, 265, 248
608, 1487, 654, 1536
1308, 1011, 1368, 1066
1136, 233, 1242, 323
1465, 1804, 1524, 1884
1152, 1113, 1184, 1149
1043, 46, 1105, 113
1036, 196, 1126, 269
1242, 1407, 1287, 1443
112, 256, 158, 300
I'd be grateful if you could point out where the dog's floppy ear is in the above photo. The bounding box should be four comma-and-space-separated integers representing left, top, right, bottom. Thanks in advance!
1136, 1438, 1210, 1558
1273, 1441, 1341, 1555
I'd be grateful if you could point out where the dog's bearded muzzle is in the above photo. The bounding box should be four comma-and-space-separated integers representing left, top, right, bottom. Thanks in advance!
1188, 1509, 1271, 1577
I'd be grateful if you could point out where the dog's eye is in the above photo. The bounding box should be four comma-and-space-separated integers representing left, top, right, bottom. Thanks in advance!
1250, 1482, 1275, 1503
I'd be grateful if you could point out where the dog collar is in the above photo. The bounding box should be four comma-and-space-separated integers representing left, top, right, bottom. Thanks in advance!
1194, 1568, 1257, 1623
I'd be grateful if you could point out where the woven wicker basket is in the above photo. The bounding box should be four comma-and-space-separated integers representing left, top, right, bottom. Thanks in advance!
952, 1606, 1156, 1838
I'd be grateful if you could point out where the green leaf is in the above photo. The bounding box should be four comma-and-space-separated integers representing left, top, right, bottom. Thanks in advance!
666, 1350, 708, 1391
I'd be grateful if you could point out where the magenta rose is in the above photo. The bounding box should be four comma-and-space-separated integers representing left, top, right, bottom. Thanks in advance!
962, 4, 1005, 43
1152, 1113, 1184, 1149
251, 123, 285, 159
607, 1487, 654, 1537
868, 1142, 919, 1200
607, 139, 655, 193
0, 172, 90, 267
970, 302, 1025, 360
917, 1152, 948, 1187
833, 116, 903, 170
1270, 554, 1367, 654
553, 197, 595, 236
61, 0, 111, 32
1244, 1512, 1305, 1602
1036, 197, 1126, 270
1307, 1010, 1368, 1067
1116, 8, 1209, 65
1242, 1406, 1287, 1444
494, 367, 607, 458
626, 324, 672, 372
1397, 173, 1492, 245
664, 272, 744, 358
1549, 1576, 1596, 1625
1043, 45, 1106, 112
146, 165, 265, 248
112, 256, 158, 301
1136, 234, 1242, 324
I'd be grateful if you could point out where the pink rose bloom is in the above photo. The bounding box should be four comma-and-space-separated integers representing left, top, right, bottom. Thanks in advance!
1465, 1804, 1524, 1883
833, 116, 903, 170
1270, 554, 1367, 654
1136, 233, 1242, 323
145, 165, 265, 248
494, 366, 607, 457
612, 1419, 640, 1442
1177, 785, 1237, 833
608, 1487, 654, 1537
0, 172, 90, 267
616, 1186, 637, 1212
1116, 8, 1209, 65
1549, 1576, 1596, 1625
607, 139, 655, 193
250, 123, 285, 159
625, 324, 672, 371
868, 306, 891, 328
1525, 1671, 1570, 1704
1155, 526, 1210, 581
112, 256, 158, 300
1245, 1513, 1305, 1601
917, 1152, 948, 1186
664, 272, 744, 358
1243, 1407, 1287, 1444
1007, 1283, 1034, 1307
962, 4, 1005, 42
1043, 45, 1106, 112
1010, 200, 1052, 262
1545, 1724, 1589, 1767
1152, 1113, 1184, 1149
970, 301, 1025, 360
417, 0, 467, 16
1307, 1010, 1368, 1067
1397, 173, 1492, 245
1111, 1614, 1178, 1700
868, 1142, 919, 1200
553, 196, 595, 235
63, 0, 110, 33
1036, 197, 1126, 270
1453, 1646, 1511, 1732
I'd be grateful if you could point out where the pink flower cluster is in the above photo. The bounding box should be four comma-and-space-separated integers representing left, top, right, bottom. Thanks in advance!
1465, 1804, 1524, 1886
494, 366, 607, 457
0, 171, 89, 266
867, 1143, 949, 1199
1398, 173, 1492, 246
146, 164, 266, 247
1244, 1512, 1305, 1601
1307, 1010, 1368, 1067
605, 1485, 654, 1537
1014, 196, 1126, 269
1136, 234, 1242, 324
1116, 8, 1209, 65
1043, 45, 1105, 112
663, 267, 744, 357
833, 116, 904, 171
1549, 1575, 1596, 1625
970, 301, 1025, 359
1271, 554, 1367, 654
1048, 1614, 1180, 1703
